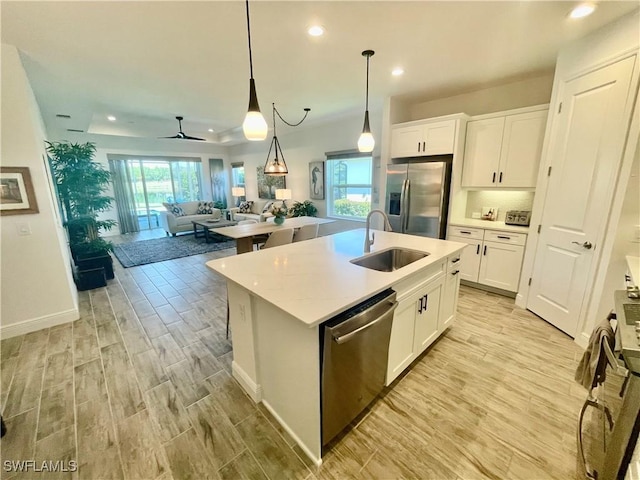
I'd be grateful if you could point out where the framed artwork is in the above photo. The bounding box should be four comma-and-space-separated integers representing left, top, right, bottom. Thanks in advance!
256, 166, 285, 199
309, 161, 324, 200
0, 167, 39, 216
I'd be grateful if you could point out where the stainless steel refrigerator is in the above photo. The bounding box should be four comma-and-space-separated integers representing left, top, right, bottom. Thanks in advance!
385, 159, 452, 239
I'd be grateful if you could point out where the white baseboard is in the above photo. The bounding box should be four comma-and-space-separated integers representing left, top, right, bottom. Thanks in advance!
261, 399, 323, 467
0, 308, 79, 339
232, 361, 262, 403
576, 332, 589, 349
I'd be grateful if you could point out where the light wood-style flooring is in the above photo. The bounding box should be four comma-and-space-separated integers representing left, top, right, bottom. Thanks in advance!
0, 243, 587, 479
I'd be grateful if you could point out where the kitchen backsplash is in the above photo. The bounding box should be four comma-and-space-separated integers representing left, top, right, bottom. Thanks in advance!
465, 191, 535, 222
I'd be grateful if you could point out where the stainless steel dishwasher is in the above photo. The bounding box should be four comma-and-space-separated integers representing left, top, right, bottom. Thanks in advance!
321, 288, 398, 447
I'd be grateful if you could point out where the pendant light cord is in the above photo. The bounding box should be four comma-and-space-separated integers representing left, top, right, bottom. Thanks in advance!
245, 0, 254, 79
274, 105, 311, 127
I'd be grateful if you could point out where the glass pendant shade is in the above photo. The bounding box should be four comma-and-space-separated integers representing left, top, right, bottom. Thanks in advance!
243, 79, 268, 141
264, 135, 288, 176
358, 110, 375, 153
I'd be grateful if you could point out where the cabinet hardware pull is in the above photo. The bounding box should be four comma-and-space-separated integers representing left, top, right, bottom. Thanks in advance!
499, 172, 503, 183
452, 270, 459, 276
418, 294, 428, 314
451, 258, 460, 263
423, 141, 426, 151
492, 172, 496, 183
460, 230, 471, 234
417, 142, 421, 152
497, 235, 511, 240
476, 244, 480, 255
483, 245, 487, 256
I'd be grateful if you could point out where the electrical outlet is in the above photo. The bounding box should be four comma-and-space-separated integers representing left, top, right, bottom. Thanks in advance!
16, 222, 31, 236
239, 304, 246, 322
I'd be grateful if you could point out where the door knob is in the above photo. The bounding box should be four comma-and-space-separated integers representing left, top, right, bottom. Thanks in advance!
572, 241, 593, 250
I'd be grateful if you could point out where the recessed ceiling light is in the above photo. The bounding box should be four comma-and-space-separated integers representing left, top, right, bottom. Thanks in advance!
308, 25, 324, 37
569, 4, 596, 19
208, 128, 214, 133
107, 115, 117, 121
392, 68, 405, 76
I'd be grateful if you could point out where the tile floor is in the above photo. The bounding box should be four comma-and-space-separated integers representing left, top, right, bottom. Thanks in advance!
0, 237, 588, 479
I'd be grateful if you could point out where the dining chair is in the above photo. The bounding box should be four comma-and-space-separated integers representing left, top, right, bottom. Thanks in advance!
261, 228, 294, 249
238, 219, 269, 249
293, 223, 319, 242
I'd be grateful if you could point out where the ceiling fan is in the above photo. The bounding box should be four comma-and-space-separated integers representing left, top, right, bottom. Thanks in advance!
161, 116, 205, 141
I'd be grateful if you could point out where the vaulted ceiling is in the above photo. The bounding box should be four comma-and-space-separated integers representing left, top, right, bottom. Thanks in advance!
2, 1, 637, 145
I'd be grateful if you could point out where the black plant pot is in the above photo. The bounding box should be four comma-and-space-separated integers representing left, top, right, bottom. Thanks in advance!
74, 266, 107, 291
75, 253, 114, 280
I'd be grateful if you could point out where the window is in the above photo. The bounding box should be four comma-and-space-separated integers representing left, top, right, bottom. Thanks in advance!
325, 151, 372, 220
231, 162, 246, 204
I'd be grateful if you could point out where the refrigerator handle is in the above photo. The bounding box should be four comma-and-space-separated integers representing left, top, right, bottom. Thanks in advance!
403, 179, 411, 232
399, 179, 407, 233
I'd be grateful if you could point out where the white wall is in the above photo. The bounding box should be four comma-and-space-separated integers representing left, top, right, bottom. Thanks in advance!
408, 72, 554, 120
1, 44, 78, 338
595, 146, 640, 321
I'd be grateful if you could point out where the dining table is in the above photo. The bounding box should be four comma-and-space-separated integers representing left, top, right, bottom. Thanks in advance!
212, 216, 335, 254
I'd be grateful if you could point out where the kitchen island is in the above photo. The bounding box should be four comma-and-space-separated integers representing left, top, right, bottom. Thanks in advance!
206, 229, 465, 465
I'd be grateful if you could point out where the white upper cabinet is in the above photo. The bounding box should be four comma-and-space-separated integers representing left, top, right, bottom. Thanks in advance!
391, 119, 456, 158
462, 108, 547, 188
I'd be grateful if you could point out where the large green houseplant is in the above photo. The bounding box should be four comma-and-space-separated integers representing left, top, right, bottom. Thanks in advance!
47, 141, 117, 286
289, 200, 318, 217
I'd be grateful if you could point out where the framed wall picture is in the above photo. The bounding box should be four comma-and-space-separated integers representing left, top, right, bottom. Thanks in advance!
309, 161, 324, 200
257, 166, 286, 199
0, 167, 39, 216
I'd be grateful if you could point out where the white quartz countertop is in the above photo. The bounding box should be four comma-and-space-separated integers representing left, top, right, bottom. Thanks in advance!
206, 229, 465, 327
449, 218, 530, 234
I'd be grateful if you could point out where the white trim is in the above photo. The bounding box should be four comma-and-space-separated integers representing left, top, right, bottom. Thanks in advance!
231, 360, 262, 403
577, 332, 590, 350
0, 308, 79, 339
261, 399, 323, 467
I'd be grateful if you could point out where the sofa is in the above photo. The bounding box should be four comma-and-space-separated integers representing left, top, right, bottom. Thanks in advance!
229, 199, 275, 223
159, 201, 222, 236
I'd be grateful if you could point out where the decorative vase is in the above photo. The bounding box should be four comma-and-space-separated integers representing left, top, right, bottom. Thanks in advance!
274, 215, 285, 225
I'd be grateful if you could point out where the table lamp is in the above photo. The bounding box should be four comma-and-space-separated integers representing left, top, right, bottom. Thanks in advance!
275, 189, 292, 207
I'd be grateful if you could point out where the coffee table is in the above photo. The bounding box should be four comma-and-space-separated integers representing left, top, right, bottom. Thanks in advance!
192, 219, 238, 243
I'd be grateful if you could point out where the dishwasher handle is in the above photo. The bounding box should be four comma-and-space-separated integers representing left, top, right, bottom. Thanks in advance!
333, 301, 398, 345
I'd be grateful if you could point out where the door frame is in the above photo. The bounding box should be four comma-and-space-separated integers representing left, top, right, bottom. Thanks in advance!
515, 14, 640, 348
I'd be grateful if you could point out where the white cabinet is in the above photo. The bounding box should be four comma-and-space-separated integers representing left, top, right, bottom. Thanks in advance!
386, 252, 461, 385
461, 108, 547, 188
448, 225, 526, 293
391, 119, 456, 158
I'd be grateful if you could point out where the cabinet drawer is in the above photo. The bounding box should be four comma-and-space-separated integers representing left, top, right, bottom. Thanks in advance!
447, 253, 462, 272
393, 261, 445, 302
483, 230, 527, 246
448, 225, 484, 240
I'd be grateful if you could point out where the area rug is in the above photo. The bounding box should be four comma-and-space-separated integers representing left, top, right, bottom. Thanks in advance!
113, 234, 236, 268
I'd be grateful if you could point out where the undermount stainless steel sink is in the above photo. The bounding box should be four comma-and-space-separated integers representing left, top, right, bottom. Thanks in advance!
350, 248, 429, 272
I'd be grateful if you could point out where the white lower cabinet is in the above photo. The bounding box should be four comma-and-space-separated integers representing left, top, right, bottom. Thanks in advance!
386, 253, 461, 385
448, 225, 526, 293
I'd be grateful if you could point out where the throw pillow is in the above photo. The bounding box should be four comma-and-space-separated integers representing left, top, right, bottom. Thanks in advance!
238, 201, 253, 213
164, 202, 185, 217
262, 201, 273, 213
197, 201, 214, 214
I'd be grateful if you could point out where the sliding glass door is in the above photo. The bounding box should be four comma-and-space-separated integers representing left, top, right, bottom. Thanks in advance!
127, 159, 202, 230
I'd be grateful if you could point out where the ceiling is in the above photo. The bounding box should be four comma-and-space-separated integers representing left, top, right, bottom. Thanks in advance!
2, 1, 638, 145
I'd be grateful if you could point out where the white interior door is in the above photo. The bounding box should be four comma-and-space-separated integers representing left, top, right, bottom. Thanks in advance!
527, 56, 636, 337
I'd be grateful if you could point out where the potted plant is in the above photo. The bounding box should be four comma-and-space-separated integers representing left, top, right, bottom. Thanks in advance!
269, 202, 289, 225
47, 141, 117, 289
289, 200, 318, 217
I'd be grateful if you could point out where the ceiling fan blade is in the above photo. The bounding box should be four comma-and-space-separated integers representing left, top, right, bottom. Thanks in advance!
182, 135, 206, 141
159, 135, 182, 139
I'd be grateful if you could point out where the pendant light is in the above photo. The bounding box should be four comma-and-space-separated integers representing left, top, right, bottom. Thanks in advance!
242, 0, 268, 141
358, 50, 375, 153
264, 103, 311, 176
